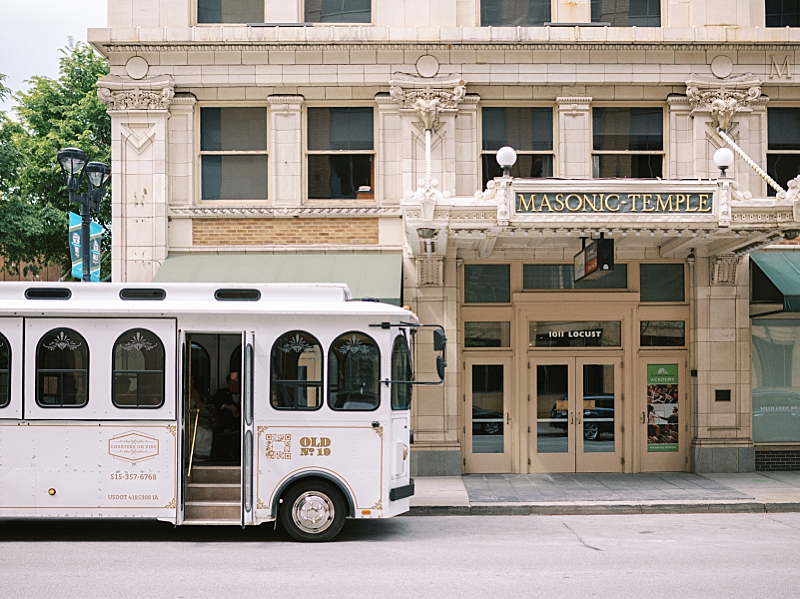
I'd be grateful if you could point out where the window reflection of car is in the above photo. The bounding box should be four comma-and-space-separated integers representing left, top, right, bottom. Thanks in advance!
752, 389, 800, 442
472, 405, 503, 435
550, 395, 614, 440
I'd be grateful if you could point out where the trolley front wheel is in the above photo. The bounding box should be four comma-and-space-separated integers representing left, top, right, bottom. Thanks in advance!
280, 480, 346, 542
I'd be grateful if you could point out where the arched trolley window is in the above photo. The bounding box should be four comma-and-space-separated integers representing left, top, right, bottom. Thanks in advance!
36, 328, 89, 407
328, 332, 380, 411
271, 331, 323, 410
113, 329, 166, 408
391, 334, 412, 410
0, 333, 10, 408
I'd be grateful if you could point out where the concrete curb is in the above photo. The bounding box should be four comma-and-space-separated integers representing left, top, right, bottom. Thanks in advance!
406, 501, 800, 516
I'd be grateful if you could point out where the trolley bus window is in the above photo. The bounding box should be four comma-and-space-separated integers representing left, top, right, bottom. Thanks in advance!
0, 333, 9, 408
112, 329, 166, 408
328, 332, 380, 411
271, 331, 323, 410
36, 328, 89, 407
391, 335, 412, 410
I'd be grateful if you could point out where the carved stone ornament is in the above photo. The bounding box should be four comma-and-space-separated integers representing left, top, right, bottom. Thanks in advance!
711, 255, 740, 286
685, 74, 762, 131
97, 74, 175, 111
389, 72, 466, 131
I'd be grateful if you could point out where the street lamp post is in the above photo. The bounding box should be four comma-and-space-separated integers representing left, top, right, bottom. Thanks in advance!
57, 148, 111, 282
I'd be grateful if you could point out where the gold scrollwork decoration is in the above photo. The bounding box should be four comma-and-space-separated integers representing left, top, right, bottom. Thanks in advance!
257, 499, 268, 510
370, 499, 383, 510
257, 426, 269, 436
166, 425, 177, 437
165, 497, 176, 509
373, 426, 384, 438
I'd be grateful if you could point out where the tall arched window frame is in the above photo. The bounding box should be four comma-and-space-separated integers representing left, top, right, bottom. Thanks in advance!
391, 335, 412, 411
113, 329, 166, 408
0, 333, 10, 408
271, 331, 323, 410
328, 332, 380, 411
36, 328, 89, 407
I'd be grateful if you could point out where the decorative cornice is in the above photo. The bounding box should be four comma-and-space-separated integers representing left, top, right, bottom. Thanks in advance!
266, 95, 305, 104
685, 73, 762, 130
170, 205, 402, 217
97, 74, 175, 111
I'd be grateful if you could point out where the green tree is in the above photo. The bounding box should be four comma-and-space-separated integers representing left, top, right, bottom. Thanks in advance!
0, 44, 110, 278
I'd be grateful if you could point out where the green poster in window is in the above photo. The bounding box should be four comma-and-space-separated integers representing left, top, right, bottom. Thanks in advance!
647, 364, 679, 452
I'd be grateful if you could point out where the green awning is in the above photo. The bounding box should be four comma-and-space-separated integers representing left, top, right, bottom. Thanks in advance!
751, 252, 800, 312
152, 253, 403, 305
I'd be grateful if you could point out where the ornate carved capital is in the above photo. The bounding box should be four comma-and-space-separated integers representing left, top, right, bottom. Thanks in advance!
416, 256, 444, 287
389, 72, 466, 131
97, 74, 175, 111
711, 255, 740, 286
685, 73, 762, 131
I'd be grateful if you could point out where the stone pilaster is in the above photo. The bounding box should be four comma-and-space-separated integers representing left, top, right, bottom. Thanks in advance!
266, 95, 304, 207
99, 74, 174, 283
668, 95, 693, 180
556, 97, 592, 178
376, 95, 403, 204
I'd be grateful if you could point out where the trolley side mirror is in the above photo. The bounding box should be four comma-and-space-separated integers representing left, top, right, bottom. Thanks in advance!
436, 355, 446, 381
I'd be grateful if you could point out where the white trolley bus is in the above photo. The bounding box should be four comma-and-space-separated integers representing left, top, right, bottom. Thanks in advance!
0, 282, 445, 541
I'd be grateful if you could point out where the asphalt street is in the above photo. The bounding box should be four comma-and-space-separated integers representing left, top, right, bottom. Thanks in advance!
2, 513, 799, 599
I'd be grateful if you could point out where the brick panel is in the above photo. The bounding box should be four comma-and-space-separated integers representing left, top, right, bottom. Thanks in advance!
192, 218, 379, 246
755, 450, 800, 471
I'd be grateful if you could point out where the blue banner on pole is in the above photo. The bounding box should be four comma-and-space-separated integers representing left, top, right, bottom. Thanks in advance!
69, 212, 102, 282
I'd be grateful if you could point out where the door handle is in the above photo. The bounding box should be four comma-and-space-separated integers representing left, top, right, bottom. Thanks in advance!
642, 411, 646, 424
569, 411, 574, 425
576, 412, 581, 425
506, 412, 510, 425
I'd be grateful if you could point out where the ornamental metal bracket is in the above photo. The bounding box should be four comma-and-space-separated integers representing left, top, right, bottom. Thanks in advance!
97, 74, 175, 111
685, 73, 762, 132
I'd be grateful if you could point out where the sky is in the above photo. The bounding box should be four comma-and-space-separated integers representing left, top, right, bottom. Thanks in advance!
0, 0, 107, 113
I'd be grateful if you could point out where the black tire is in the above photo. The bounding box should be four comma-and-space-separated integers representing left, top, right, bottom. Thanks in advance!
280, 480, 347, 542
483, 422, 501, 435
583, 422, 599, 441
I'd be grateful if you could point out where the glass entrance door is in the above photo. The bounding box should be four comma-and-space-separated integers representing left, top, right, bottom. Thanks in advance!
464, 357, 512, 473
529, 357, 622, 473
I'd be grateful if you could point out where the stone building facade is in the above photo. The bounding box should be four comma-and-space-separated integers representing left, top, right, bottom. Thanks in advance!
90, 0, 800, 475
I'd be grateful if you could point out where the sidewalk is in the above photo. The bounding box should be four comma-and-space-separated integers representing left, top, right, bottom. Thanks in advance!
408, 471, 800, 516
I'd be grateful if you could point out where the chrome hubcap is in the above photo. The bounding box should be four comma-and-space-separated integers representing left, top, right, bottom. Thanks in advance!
292, 491, 334, 533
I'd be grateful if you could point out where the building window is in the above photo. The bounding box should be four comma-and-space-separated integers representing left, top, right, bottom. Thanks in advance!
640, 264, 685, 302
767, 108, 800, 196
465, 322, 511, 348
328, 332, 380, 411
112, 329, 165, 408
307, 107, 374, 200
481, 108, 553, 188
0, 333, 9, 408
592, 108, 663, 179
480, 0, 551, 26
523, 264, 628, 290
391, 335, 412, 410
305, 0, 371, 22
197, 0, 264, 23
640, 321, 686, 347
271, 331, 323, 410
200, 107, 268, 201
464, 264, 511, 304
766, 0, 800, 27
36, 328, 89, 407
591, 0, 660, 26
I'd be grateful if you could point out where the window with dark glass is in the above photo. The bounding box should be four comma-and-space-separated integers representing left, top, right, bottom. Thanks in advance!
480, 0, 551, 26
465, 322, 511, 348
640, 321, 686, 347
640, 264, 685, 302
113, 329, 165, 408
481, 108, 553, 187
523, 264, 628, 290
271, 331, 323, 410
305, 0, 371, 22
591, 0, 660, 26
200, 107, 267, 200
592, 108, 663, 179
767, 108, 800, 196
766, 0, 800, 27
464, 264, 511, 303
36, 328, 89, 407
0, 333, 9, 408
307, 107, 374, 200
391, 335, 412, 410
328, 332, 380, 411
197, 0, 264, 25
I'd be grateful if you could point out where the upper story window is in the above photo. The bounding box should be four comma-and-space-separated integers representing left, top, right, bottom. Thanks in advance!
391, 335, 412, 410
592, 0, 660, 26
592, 107, 663, 179
197, 0, 264, 23
481, 108, 553, 188
113, 329, 166, 408
36, 328, 89, 407
328, 332, 380, 411
464, 264, 511, 304
480, 0, 550, 26
766, 0, 800, 27
305, 0, 371, 23
0, 333, 9, 408
307, 107, 374, 200
640, 264, 685, 303
767, 108, 800, 196
200, 107, 268, 201
271, 331, 323, 410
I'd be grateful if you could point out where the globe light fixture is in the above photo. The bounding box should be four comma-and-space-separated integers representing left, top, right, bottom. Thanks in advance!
713, 147, 734, 178
496, 146, 517, 178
